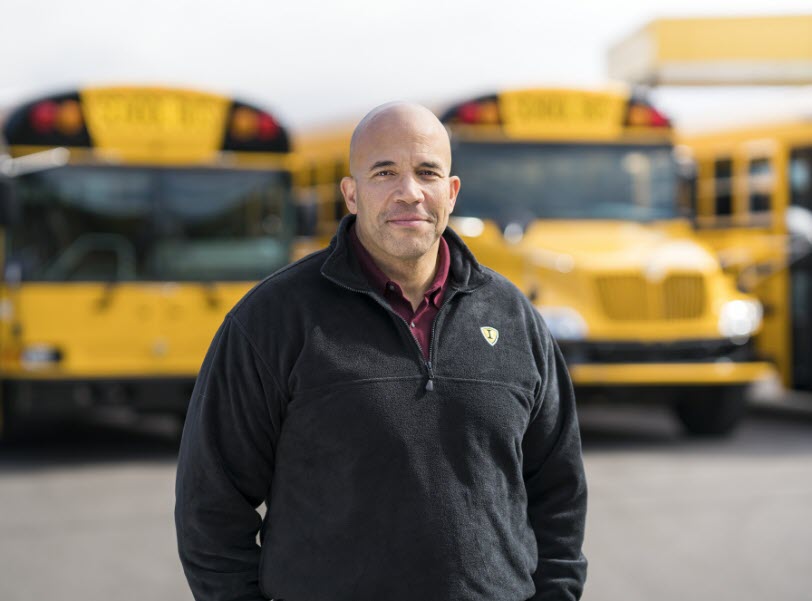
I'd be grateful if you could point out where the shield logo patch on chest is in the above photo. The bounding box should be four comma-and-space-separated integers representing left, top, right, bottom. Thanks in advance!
480, 326, 499, 346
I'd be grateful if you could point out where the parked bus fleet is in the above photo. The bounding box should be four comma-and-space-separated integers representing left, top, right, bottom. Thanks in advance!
0, 82, 797, 439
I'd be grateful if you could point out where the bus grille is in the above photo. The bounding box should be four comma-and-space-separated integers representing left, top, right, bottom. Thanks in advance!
595, 274, 706, 320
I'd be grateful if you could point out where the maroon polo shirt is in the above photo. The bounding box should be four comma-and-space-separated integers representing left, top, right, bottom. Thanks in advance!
349, 225, 450, 361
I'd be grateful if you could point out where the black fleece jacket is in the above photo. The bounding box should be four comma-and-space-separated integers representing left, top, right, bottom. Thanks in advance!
175, 215, 587, 601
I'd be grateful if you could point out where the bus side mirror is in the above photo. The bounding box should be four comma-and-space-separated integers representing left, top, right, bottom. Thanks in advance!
0, 177, 20, 227
786, 205, 812, 262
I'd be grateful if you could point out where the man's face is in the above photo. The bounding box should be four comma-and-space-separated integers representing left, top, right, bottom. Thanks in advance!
341, 108, 460, 265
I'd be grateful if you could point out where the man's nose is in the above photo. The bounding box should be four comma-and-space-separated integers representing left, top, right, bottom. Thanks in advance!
396, 173, 424, 203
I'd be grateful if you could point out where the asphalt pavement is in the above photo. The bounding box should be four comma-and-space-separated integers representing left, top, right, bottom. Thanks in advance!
0, 403, 810, 601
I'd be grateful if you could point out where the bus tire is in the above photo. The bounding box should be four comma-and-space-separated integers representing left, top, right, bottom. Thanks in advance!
673, 386, 748, 437
0, 394, 16, 444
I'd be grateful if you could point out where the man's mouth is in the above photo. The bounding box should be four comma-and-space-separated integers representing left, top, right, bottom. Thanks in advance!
387, 215, 432, 226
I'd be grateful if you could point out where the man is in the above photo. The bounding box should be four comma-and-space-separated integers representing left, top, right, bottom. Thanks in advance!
175, 102, 587, 600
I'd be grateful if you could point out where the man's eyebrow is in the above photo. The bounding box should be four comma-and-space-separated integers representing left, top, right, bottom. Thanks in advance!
418, 161, 444, 171
368, 160, 396, 171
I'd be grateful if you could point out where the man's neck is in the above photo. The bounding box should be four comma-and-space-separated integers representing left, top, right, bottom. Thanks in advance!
360, 237, 440, 311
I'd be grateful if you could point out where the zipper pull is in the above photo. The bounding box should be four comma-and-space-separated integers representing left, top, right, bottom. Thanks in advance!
425, 361, 434, 392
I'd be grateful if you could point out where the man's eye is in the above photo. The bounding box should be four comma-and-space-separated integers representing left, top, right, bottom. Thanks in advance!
419, 170, 440, 178
374, 170, 394, 177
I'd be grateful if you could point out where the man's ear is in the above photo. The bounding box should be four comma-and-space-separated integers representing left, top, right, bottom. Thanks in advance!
340, 176, 358, 214
448, 175, 461, 213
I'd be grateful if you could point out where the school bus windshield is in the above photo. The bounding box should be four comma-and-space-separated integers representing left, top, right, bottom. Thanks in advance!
450, 141, 679, 227
11, 166, 292, 282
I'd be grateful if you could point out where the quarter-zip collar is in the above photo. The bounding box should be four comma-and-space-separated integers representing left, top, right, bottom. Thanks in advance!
320, 214, 491, 294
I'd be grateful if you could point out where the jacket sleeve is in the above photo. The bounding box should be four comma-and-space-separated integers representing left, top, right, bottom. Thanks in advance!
523, 323, 588, 600
175, 313, 285, 601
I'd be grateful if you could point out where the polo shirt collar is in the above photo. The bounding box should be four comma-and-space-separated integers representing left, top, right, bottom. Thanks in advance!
349, 224, 450, 308
321, 214, 491, 293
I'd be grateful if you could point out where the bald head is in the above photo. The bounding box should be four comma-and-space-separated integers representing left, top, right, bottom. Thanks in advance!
349, 102, 452, 177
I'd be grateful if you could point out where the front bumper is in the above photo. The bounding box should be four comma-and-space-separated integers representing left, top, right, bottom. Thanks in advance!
569, 361, 777, 386
1, 376, 195, 418
561, 338, 777, 387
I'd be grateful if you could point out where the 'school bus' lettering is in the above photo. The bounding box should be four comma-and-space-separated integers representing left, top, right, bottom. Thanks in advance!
80, 88, 230, 161
499, 89, 626, 139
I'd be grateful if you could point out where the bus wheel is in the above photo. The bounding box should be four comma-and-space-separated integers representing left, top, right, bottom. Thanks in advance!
673, 386, 748, 437
0, 396, 16, 444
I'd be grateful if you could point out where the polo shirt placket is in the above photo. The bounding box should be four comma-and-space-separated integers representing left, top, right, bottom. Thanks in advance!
349, 226, 450, 360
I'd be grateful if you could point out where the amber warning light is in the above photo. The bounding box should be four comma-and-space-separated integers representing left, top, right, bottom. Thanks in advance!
229, 107, 280, 141
223, 101, 289, 153
441, 95, 502, 125
624, 99, 671, 128
30, 99, 85, 135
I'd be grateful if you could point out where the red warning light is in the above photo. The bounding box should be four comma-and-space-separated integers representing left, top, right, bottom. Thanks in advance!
30, 101, 59, 133
647, 108, 670, 127
457, 103, 480, 124
257, 113, 279, 140
626, 102, 671, 128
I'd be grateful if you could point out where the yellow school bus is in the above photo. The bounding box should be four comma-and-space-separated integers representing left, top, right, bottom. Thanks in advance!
0, 86, 309, 437
681, 119, 812, 398
300, 88, 776, 435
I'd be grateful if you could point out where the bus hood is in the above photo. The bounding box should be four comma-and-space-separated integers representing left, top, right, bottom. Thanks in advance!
454, 217, 760, 341
517, 220, 721, 275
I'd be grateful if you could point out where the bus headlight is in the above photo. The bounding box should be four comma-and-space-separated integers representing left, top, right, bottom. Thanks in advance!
21, 344, 63, 370
718, 300, 763, 342
536, 306, 588, 341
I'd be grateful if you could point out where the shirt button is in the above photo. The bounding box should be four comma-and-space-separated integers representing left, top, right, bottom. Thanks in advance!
410, 322, 416, 328
387, 283, 395, 291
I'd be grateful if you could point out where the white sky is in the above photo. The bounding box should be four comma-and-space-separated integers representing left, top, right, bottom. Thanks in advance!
2, 0, 812, 132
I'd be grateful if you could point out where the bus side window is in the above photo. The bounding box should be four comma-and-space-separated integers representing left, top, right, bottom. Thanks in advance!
790, 148, 812, 210
747, 157, 773, 214
294, 164, 319, 236
713, 158, 733, 217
